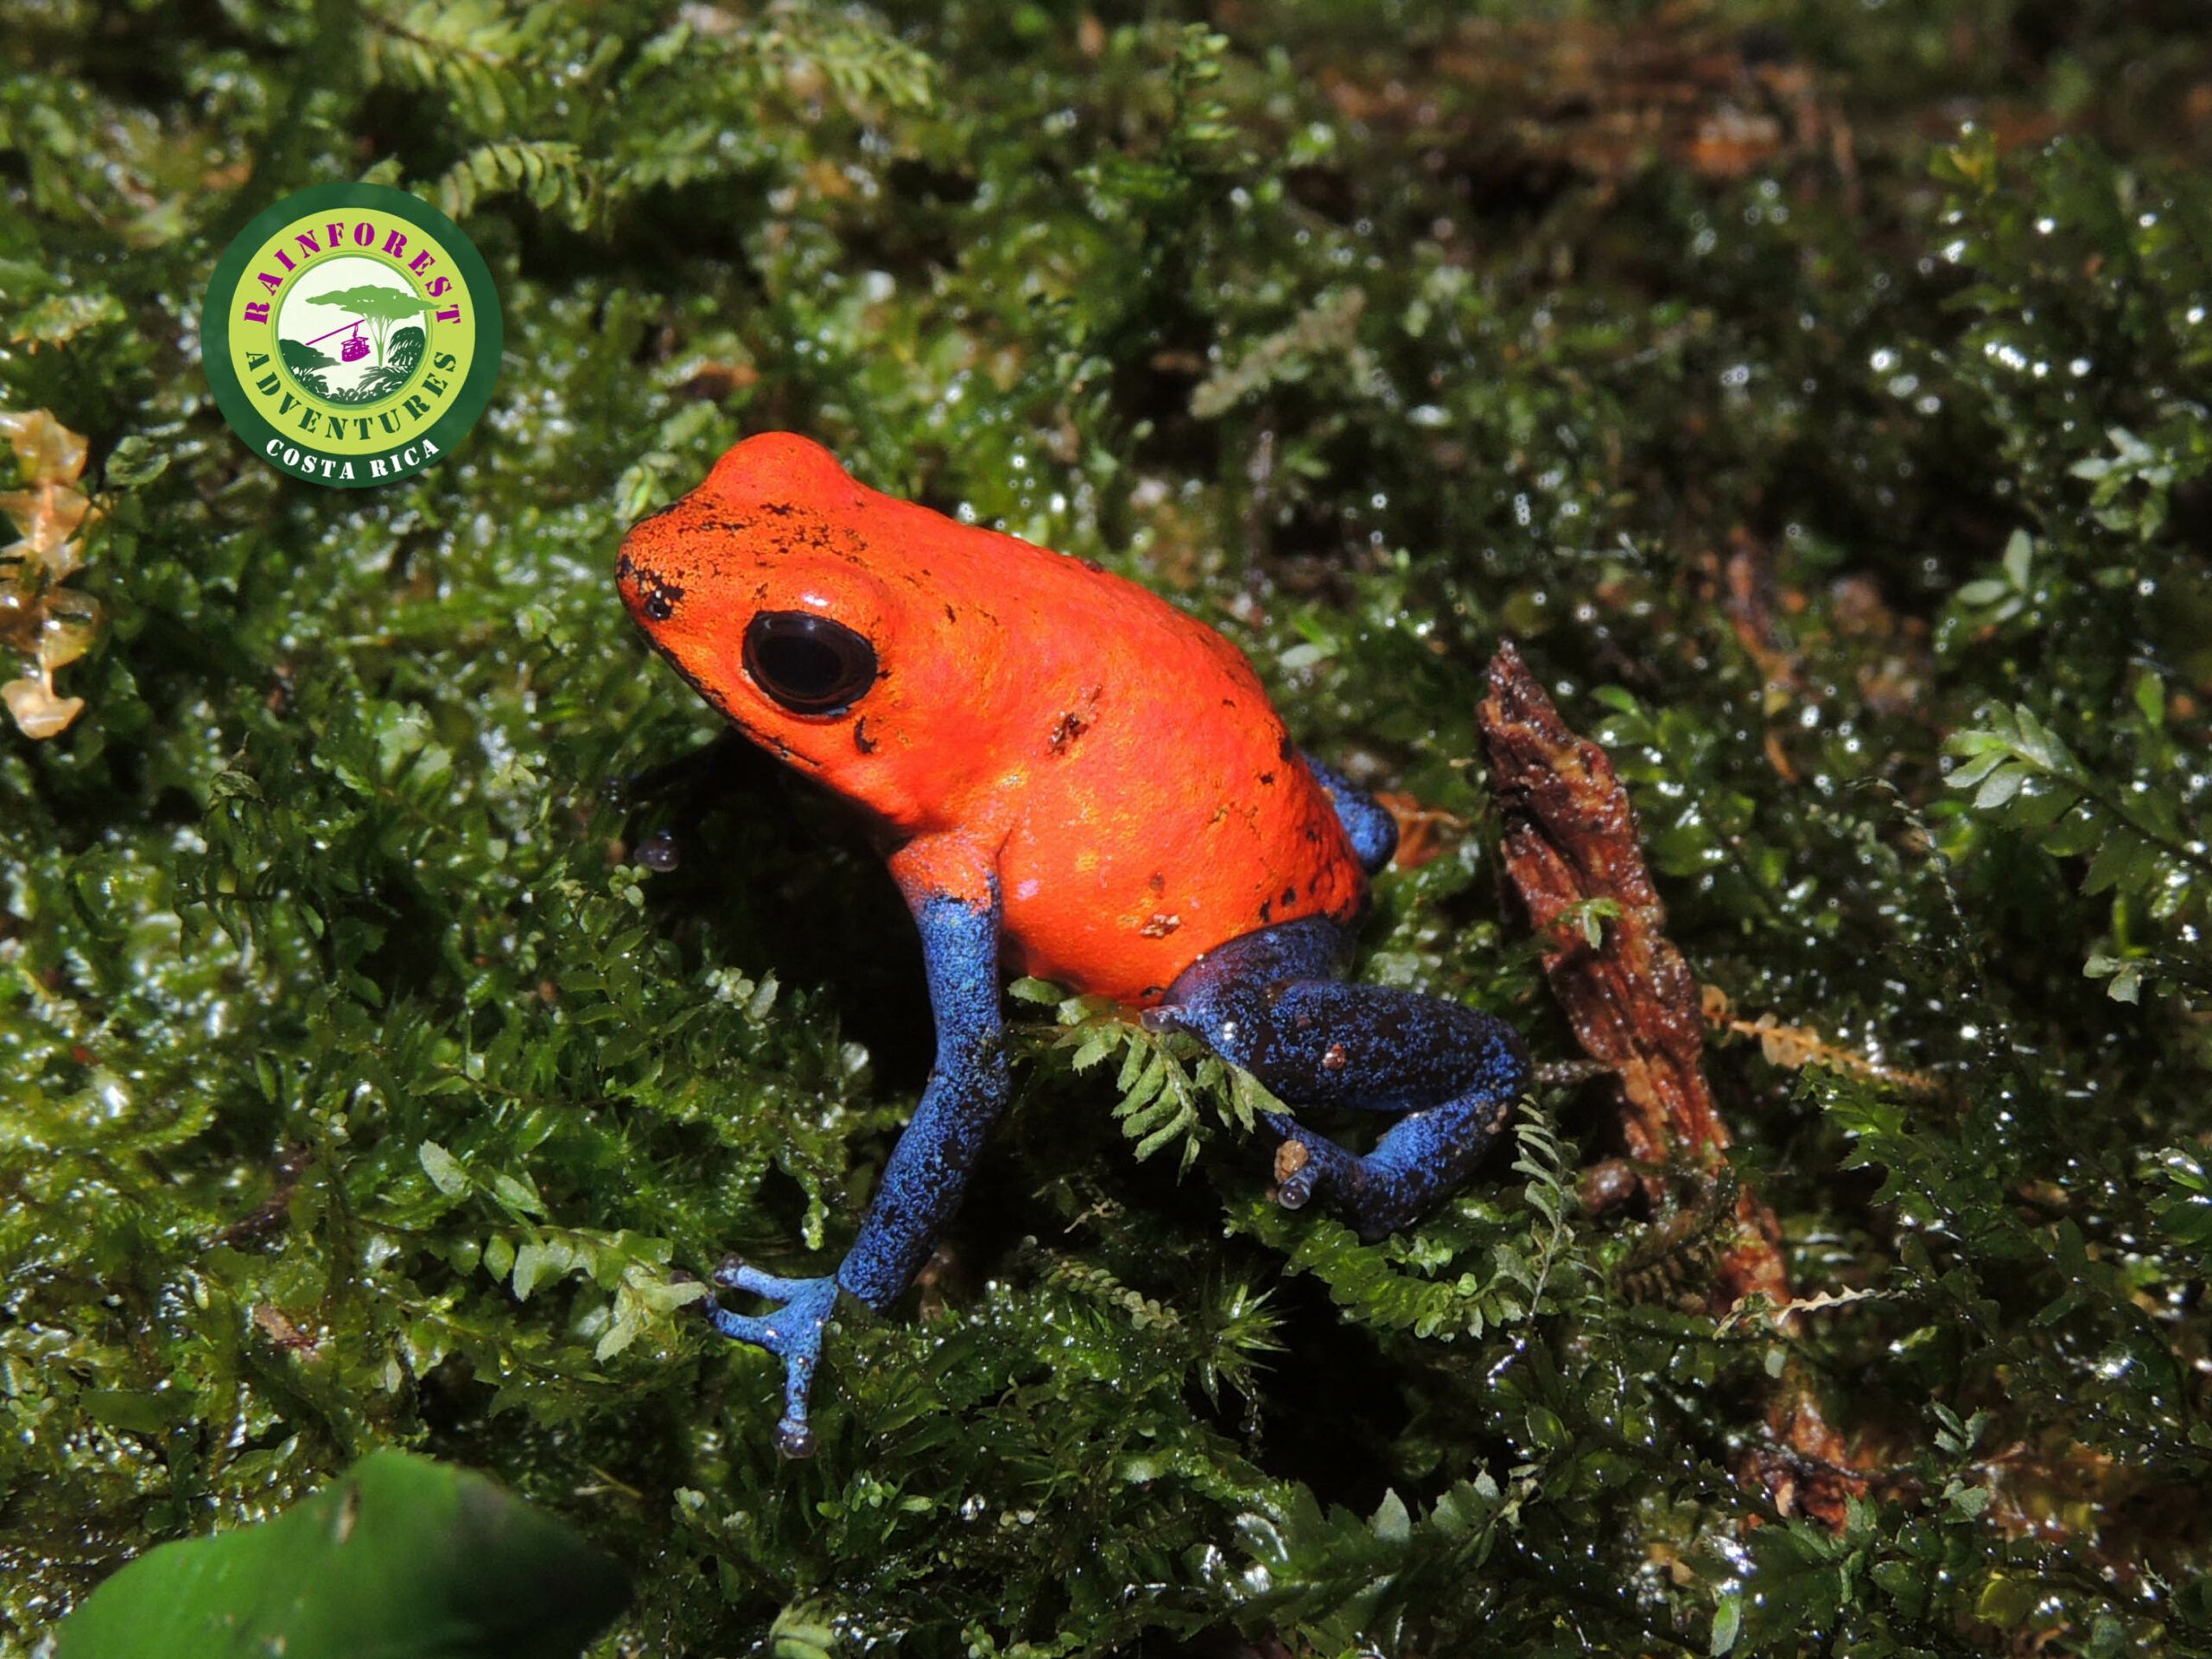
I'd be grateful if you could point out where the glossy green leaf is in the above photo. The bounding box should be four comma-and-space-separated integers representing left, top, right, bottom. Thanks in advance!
52, 1452, 627, 1659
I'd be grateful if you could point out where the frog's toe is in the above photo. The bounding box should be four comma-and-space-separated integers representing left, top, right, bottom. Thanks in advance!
713, 1255, 817, 1299
1260, 1111, 1357, 1212
1274, 1145, 1320, 1211
703, 1268, 842, 1459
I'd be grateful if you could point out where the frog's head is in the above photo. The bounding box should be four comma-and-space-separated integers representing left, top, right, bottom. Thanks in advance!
617, 432, 1009, 828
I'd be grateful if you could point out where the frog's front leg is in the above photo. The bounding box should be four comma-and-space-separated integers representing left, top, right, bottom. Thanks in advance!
706, 843, 1006, 1456
1299, 750, 1398, 876
1147, 917, 1528, 1240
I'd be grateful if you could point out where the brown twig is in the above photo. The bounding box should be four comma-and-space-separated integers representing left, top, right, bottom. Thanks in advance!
1477, 639, 1869, 1525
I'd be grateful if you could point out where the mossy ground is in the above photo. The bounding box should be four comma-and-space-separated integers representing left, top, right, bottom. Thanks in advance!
4, 3, 2211, 1655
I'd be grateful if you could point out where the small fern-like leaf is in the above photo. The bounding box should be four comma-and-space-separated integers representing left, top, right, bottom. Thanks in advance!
435, 141, 594, 229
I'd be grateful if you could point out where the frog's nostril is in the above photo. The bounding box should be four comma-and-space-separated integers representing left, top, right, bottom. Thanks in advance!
617, 552, 686, 623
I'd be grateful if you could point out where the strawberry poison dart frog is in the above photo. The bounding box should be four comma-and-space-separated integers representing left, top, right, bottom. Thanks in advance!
617, 434, 1530, 1454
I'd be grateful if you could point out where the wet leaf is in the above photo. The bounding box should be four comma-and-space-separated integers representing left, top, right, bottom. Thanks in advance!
52, 1452, 626, 1659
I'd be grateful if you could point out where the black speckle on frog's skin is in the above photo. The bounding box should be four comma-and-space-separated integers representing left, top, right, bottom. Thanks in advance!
855, 716, 878, 755
1048, 708, 1090, 753
625, 499, 686, 533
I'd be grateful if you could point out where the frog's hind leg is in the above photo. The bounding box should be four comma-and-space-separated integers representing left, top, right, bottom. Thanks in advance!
1147, 918, 1529, 1240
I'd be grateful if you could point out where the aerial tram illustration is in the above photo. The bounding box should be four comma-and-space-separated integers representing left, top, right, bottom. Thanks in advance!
302, 317, 372, 363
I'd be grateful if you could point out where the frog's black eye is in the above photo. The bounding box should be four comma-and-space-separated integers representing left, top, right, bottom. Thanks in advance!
742, 610, 878, 717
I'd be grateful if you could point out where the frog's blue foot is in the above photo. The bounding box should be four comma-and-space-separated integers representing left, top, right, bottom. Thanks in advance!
705, 1257, 842, 1457
1259, 1093, 1516, 1240
1158, 917, 1530, 1241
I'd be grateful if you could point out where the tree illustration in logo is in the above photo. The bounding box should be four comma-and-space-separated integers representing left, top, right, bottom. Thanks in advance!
311, 284, 436, 372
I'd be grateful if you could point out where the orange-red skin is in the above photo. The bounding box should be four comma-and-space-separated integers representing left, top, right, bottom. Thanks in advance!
617, 433, 1368, 1006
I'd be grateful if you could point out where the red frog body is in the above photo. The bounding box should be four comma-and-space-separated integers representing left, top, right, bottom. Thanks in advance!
619, 432, 1527, 1458
618, 431, 1366, 1004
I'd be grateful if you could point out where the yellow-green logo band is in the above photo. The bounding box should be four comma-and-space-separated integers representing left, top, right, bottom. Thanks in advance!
202, 183, 501, 488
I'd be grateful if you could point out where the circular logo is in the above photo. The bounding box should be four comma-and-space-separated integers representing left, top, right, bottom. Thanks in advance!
202, 183, 501, 488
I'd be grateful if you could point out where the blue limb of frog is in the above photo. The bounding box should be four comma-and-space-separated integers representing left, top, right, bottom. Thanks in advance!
1299, 750, 1399, 876
704, 864, 1007, 1458
1146, 916, 1529, 1241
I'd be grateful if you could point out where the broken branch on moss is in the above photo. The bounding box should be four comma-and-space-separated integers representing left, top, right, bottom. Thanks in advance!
1478, 639, 1871, 1523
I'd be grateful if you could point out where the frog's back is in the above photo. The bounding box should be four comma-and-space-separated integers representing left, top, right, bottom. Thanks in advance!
881, 501, 1370, 1004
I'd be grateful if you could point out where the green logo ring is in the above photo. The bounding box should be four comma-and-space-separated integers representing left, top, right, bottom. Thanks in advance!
202, 182, 502, 489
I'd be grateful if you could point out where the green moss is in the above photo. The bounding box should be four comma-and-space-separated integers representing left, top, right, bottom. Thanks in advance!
3, 3, 2211, 1654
